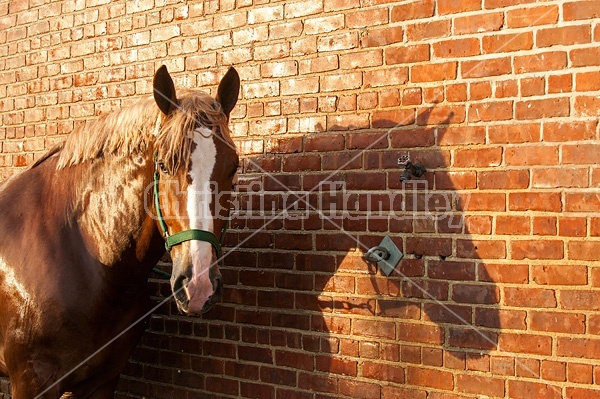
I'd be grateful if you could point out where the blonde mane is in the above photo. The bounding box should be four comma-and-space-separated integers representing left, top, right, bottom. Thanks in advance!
56, 90, 234, 171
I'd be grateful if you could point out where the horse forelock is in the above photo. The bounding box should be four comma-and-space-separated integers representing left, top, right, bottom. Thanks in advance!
155, 90, 233, 173
53, 90, 234, 172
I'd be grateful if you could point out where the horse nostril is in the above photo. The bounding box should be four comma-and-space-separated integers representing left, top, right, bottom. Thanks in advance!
172, 274, 190, 304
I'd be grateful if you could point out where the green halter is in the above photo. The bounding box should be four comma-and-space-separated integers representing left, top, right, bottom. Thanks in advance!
152, 157, 226, 257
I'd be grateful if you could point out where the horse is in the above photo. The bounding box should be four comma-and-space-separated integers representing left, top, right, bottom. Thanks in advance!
0, 65, 240, 398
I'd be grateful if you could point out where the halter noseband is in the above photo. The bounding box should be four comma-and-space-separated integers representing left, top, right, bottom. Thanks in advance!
153, 154, 227, 257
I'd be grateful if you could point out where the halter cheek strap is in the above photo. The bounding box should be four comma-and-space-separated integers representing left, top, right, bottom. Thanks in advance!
153, 158, 226, 257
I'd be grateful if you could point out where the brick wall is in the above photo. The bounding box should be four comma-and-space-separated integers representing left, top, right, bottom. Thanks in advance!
1, 0, 600, 398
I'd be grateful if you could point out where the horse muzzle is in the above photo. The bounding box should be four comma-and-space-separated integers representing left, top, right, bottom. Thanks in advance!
172, 267, 223, 316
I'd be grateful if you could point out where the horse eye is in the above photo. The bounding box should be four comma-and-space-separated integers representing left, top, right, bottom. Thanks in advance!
158, 162, 169, 174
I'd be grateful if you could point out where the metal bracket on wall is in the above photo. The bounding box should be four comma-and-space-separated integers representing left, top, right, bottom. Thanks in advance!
363, 235, 403, 277
398, 154, 426, 182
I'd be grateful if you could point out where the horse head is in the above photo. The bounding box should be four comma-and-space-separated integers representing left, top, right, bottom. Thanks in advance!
151, 66, 240, 316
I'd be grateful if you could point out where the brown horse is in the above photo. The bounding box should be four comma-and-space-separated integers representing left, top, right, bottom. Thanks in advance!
0, 66, 240, 398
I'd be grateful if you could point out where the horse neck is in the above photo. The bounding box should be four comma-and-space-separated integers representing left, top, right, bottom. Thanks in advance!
68, 152, 162, 268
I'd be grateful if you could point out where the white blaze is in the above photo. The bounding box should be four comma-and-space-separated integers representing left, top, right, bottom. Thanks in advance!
185, 127, 217, 310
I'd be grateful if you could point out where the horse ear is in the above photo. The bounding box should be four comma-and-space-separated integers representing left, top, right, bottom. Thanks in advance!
216, 67, 240, 118
153, 65, 178, 115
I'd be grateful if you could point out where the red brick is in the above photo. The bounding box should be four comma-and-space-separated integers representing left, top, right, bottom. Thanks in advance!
423, 303, 472, 325
436, 126, 484, 146
571, 47, 600, 67
532, 168, 588, 188
489, 123, 540, 143
504, 287, 557, 308
492, 356, 516, 376
495, 79, 519, 97
317, 32, 358, 52
548, 73, 573, 94
372, 109, 415, 128
388, 127, 433, 149
454, 12, 503, 34
323, 0, 359, 11
454, 147, 502, 167
446, 83, 467, 102
538, 25, 591, 47
456, 374, 505, 397
506, 145, 559, 166
452, 283, 500, 304
316, 356, 357, 376
559, 217, 587, 237
567, 388, 600, 399
509, 192, 561, 212
397, 322, 444, 344
362, 362, 405, 384
483, 32, 533, 54
345, 132, 387, 150
514, 52, 567, 73
568, 241, 600, 261
468, 100, 513, 122
541, 360, 566, 382
406, 20, 450, 41
511, 240, 564, 260
365, 68, 409, 88
508, 380, 563, 399
507, 5, 559, 27
391, 0, 434, 21
499, 333, 553, 356
382, 386, 427, 399
496, 215, 529, 235
352, 319, 395, 339
564, 1, 600, 20
520, 76, 545, 97
479, 170, 530, 190
406, 366, 453, 390
304, 134, 344, 152
576, 71, 600, 91
575, 95, 600, 117
568, 363, 593, 384
321, 72, 362, 92
530, 311, 585, 333
563, 143, 600, 165
457, 239, 506, 259
480, 263, 529, 283
534, 264, 587, 285
417, 105, 465, 125
385, 44, 430, 65
339, 379, 380, 399
565, 193, 600, 212
361, 26, 403, 47
462, 57, 511, 78
298, 372, 337, 393
412, 62, 457, 83
464, 215, 492, 234
406, 237, 452, 257
433, 38, 480, 58
340, 50, 382, 69
557, 337, 600, 360
516, 98, 570, 119
464, 356, 494, 374
476, 308, 527, 330
434, 171, 476, 190
544, 120, 596, 142
205, 376, 240, 395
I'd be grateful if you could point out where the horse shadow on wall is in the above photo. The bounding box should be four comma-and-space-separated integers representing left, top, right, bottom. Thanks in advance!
117, 113, 503, 398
